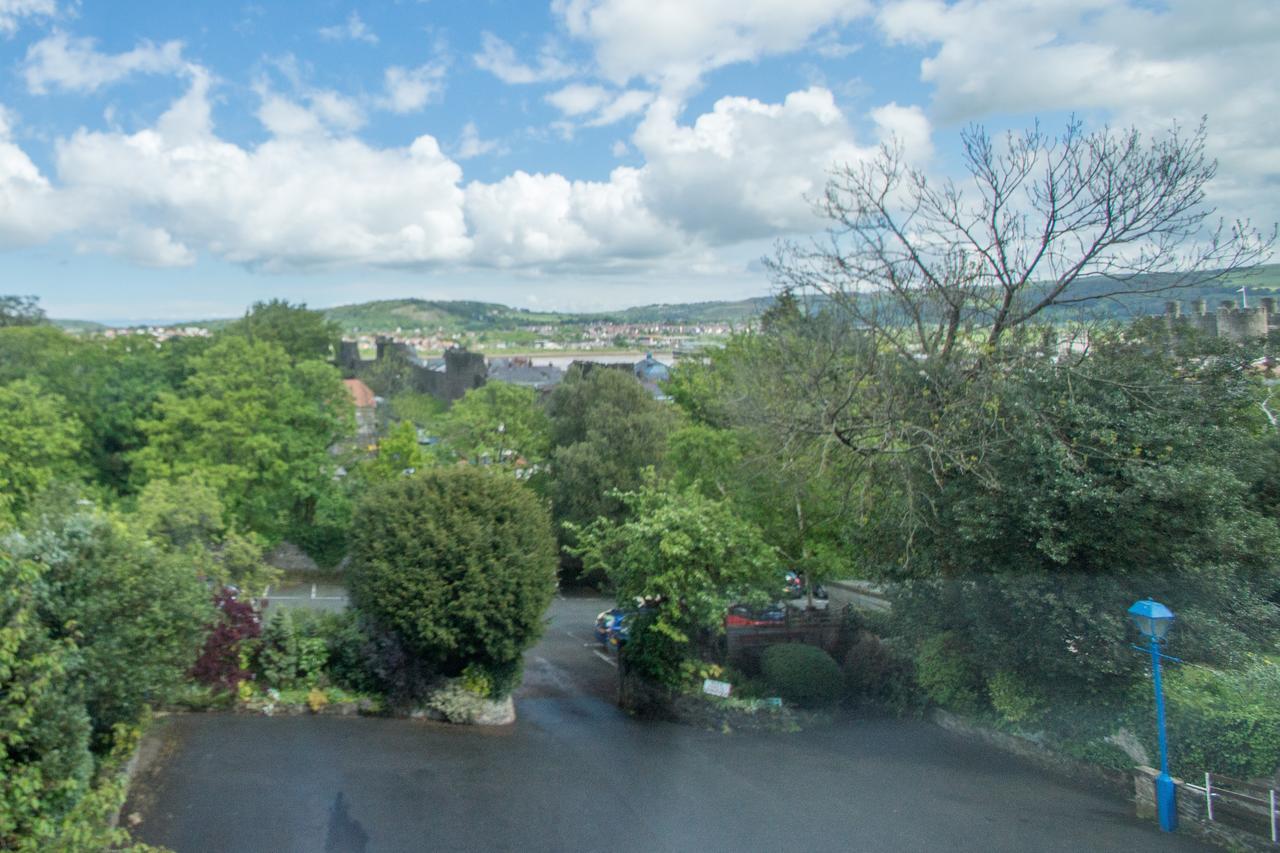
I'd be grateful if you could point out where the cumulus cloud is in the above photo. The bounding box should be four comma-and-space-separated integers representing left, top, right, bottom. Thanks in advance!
552, 0, 871, 92
0, 0, 55, 35
633, 87, 875, 242
379, 63, 447, 113
319, 11, 377, 45
6, 75, 895, 273
24, 32, 190, 93
54, 74, 471, 270
0, 104, 65, 248
876, 0, 1280, 222
473, 32, 576, 84
465, 167, 686, 268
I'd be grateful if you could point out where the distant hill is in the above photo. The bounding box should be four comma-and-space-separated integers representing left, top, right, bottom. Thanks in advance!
45, 263, 1280, 334
319, 296, 772, 334
321, 299, 571, 333
51, 318, 108, 333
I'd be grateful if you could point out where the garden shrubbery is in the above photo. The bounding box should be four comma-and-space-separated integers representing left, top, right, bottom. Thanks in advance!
914, 632, 987, 716
348, 466, 558, 702
761, 643, 842, 709
1154, 659, 1280, 779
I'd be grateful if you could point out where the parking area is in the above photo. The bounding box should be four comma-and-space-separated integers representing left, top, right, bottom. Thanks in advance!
127, 593, 1206, 853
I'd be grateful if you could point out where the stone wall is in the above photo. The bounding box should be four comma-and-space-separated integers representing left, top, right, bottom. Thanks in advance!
1132, 766, 1275, 851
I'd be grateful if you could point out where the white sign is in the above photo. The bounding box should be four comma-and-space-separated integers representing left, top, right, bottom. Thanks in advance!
702, 678, 732, 698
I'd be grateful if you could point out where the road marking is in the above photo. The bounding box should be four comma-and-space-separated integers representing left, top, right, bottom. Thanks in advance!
565, 631, 581, 641
592, 650, 617, 668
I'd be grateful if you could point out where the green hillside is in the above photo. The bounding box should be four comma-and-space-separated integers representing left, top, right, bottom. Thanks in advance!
322, 299, 571, 333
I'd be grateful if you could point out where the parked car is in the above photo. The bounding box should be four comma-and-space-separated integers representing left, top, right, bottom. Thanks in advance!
784, 570, 829, 603
594, 608, 627, 646
725, 603, 787, 628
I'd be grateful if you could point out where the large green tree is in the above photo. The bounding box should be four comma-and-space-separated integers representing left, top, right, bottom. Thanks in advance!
570, 481, 778, 684
546, 366, 673, 577
886, 331, 1280, 703
0, 380, 85, 526
224, 299, 341, 364
133, 336, 352, 541
437, 380, 550, 468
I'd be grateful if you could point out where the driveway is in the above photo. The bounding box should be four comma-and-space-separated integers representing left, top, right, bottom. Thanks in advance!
125, 594, 1207, 853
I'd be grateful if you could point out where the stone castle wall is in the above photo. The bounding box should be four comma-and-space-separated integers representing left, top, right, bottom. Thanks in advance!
338, 337, 486, 404
1164, 297, 1277, 342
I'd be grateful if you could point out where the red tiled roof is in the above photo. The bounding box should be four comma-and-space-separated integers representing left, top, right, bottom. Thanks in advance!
343, 378, 376, 408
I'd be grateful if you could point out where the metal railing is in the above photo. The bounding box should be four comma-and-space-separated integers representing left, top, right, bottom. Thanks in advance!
1183, 772, 1278, 843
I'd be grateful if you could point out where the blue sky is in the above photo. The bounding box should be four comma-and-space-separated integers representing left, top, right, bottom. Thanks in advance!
0, 0, 1275, 323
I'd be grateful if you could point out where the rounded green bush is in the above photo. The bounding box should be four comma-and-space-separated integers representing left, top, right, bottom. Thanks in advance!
348, 466, 558, 697
761, 643, 843, 708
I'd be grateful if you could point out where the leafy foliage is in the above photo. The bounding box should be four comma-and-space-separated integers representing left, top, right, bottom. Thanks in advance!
0, 552, 93, 847
570, 480, 778, 679
224, 299, 341, 364
437, 381, 550, 468
348, 467, 558, 699
190, 589, 263, 693
1151, 659, 1280, 779
0, 379, 85, 525
546, 366, 673, 578
133, 335, 352, 541
761, 644, 843, 709
256, 609, 328, 691
0, 295, 46, 327
9, 508, 212, 742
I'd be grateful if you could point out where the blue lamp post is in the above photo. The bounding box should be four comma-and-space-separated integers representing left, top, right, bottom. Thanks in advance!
1128, 598, 1178, 832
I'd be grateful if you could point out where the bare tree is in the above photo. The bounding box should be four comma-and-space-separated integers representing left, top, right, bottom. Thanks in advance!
770, 118, 1271, 363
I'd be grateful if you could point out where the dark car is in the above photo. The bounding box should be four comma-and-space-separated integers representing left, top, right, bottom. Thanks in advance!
784, 570, 828, 602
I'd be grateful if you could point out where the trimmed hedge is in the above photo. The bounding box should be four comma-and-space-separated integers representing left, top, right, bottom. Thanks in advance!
348, 466, 558, 700
761, 643, 842, 709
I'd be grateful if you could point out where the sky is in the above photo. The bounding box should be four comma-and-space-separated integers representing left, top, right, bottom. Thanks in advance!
0, 0, 1276, 323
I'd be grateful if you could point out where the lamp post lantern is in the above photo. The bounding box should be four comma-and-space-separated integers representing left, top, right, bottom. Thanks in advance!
1128, 598, 1178, 832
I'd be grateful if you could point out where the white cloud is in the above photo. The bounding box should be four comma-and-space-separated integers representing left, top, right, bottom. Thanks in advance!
0, 104, 65, 248
319, 11, 378, 45
546, 84, 610, 117
547, 85, 654, 128
465, 166, 686, 268
379, 63, 447, 113
455, 122, 506, 160
634, 87, 876, 242
24, 32, 189, 94
876, 0, 1280, 223
473, 32, 576, 84
587, 89, 653, 126
552, 0, 871, 92
869, 101, 931, 162
4, 78, 902, 275
54, 75, 471, 270
78, 225, 196, 268
0, 0, 55, 35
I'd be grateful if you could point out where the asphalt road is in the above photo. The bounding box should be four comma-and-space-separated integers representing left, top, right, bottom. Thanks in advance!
126, 594, 1207, 853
